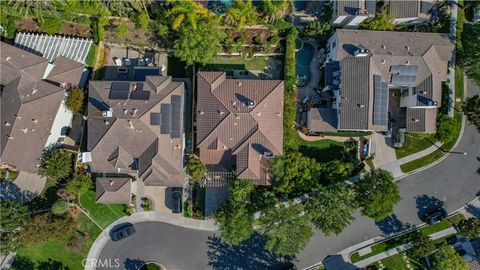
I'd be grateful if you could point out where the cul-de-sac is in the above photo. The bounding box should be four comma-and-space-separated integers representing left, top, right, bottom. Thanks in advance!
1, 1, 480, 270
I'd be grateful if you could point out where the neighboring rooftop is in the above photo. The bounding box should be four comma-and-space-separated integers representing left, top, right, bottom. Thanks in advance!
196, 71, 284, 185
0, 42, 82, 173
88, 75, 186, 203
95, 176, 132, 204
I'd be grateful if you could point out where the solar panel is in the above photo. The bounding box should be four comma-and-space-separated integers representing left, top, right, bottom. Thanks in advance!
150, 113, 161, 125
390, 65, 418, 86
170, 95, 182, 138
160, 104, 171, 134
373, 75, 389, 126
109, 82, 130, 100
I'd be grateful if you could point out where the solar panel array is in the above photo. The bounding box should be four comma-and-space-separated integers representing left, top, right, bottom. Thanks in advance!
14, 32, 92, 64
160, 104, 171, 134
170, 95, 182, 138
390, 65, 419, 86
373, 75, 389, 126
150, 113, 161, 125
109, 82, 130, 100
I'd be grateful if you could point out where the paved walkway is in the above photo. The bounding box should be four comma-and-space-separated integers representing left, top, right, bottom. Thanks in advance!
0, 171, 46, 202
86, 211, 217, 270
297, 130, 364, 143
354, 227, 458, 268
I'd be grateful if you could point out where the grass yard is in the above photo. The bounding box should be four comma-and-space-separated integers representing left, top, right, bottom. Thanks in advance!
202, 55, 267, 74
79, 190, 126, 228
374, 253, 423, 270
296, 135, 344, 162
350, 213, 464, 263
12, 213, 101, 270
395, 133, 437, 159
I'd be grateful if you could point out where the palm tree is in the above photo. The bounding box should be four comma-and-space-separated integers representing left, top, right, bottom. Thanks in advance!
165, 0, 210, 30
7, 0, 58, 21
261, 0, 288, 23
225, 0, 258, 29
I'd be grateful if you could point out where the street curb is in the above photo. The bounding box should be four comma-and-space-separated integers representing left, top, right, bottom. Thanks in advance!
394, 74, 468, 182
86, 212, 218, 270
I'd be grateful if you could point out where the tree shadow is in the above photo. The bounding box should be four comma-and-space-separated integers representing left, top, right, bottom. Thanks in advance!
207, 233, 294, 270
415, 194, 444, 220
465, 204, 480, 219
322, 255, 357, 270
375, 214, 413, 236
37, 259, 71, 270
10, 255, 36, 270
123, 258, 145, 270
11, 256, 71, 270
0, 181, 37, 202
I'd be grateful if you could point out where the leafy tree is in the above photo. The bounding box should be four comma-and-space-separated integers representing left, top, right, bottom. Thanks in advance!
38, 147, 71, 180
100, 0, 151, 17
411, 233, 435, 259
320, 160, 352, 184
463, 95, 480, 127
66, 173, 92, 197
38, 16, 63, 35
0, 201, 31, 255
460, 23, 480, 83
305, 183, 356, 236
355, 169, 401, 221
165, 0, 210, 30
225, 0, 258, 29
117, 21, 129, 39
303, 21, 331, 38
51, 200, 70, 216
342, 139, 358, 162
432, 244, 468, 270
186, 157, 206, 181
257, 203, 313, 256
19, 214, 75, 247
65, 87, 85, 114
359, 10, 395, 31
270, 152, 321, 195
174, 17, 225, 65
436, 114, 457, 142
455, 217, 480, 238
134, 11, 150, 30
214, 179, 254, 245
251, 188, 276, 212
261, 0, 287, 22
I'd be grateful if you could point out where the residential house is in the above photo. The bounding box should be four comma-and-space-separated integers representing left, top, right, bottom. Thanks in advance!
310, 30, 453, 134
87, 76, 186, 206
196, 72, 284, 186
331, 0, 435, 28
0, 42, 83, 173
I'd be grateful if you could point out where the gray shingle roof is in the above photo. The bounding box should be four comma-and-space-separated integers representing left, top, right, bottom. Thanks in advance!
196, 72, 284, 184
95, 176, 131, 204
406, 107, 437, 133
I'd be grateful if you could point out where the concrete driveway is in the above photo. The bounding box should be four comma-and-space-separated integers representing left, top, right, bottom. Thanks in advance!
0, 171, 46, 202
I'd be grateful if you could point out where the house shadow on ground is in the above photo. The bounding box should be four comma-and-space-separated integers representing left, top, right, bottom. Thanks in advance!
207, 233, 294, 270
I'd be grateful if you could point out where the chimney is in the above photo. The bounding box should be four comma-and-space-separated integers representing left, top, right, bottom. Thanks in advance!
381, 45, 386, 50
5, 122, 10, 126
109, 180, 115, 186
132, 108, 138, 116
123, 109, 128, 115
21, 128, 28, 134
32, 119, 38, 124
412, 118, 419, 122
127, 120, 134, 129
199, 110, 205, 115
218, 110, 224, 115
358, 104, 365, 108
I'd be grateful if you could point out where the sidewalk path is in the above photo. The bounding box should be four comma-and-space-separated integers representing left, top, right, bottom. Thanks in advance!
354, 227, 457, 268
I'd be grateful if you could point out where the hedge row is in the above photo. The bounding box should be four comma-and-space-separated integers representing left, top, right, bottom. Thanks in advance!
283, 26, 299, 151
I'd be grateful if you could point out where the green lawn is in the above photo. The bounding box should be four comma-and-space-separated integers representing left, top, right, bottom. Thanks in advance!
350, 213, 464, 263
201, 55, 267, 76
375, 253, 423, 270
12, 213, 101, 270
79, 190, 126, 228
296, 135, 344, 162
395, 133, 437, 159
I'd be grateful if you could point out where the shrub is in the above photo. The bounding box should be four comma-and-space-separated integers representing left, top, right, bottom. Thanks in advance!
51, 200, 70, 216
116, 21, 129, 39
134, 12, 150, 30
38, 16, 64, 35
66, 173, 92, 197
283, 26, 299, 151
187, 157, 206, 181
6, 16, 18, 40
436, 114, 457, 143
38, 147, 72, 180
65, 87, 85, 114
73, 16, 91, 26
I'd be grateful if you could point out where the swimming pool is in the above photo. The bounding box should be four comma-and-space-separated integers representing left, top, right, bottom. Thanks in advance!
296, 43, 314, 85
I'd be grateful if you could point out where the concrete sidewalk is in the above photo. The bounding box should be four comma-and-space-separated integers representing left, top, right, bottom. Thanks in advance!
354, 227, 457, 268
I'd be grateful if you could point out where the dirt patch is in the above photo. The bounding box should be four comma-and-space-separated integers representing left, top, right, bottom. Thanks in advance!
16, 17, 41, 32
104, 19, 154, 46
60, 22, 91, 38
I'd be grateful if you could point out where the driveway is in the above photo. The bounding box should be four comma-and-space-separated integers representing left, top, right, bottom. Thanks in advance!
0, 171, 46, 202
92, 80, 480, 270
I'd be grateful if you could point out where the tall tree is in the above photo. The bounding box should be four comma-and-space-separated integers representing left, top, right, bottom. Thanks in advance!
359, 10, 395, 31
463, 95, 480, 127
270, 152, 321, 195
302, 21, 331, 38
305, 183, 356, 236
38, 147, 71, 180
214, 179, 254, 245
355, 169, 401, 221
66, 173, 92, 197
320, 160, 351, 184
225, 0, 258, 29
432, 245, 468, 270
65, 87, 85, 114
411, 233, 435, 259
261, 0, 288, 22
165, 0, 210, 30
0, 201, 31, 255
186, 157, 207, 181
174, 17, 225, 65
455, 217, 480, 238
257, 203, 313, 256
6, 0, 58, 21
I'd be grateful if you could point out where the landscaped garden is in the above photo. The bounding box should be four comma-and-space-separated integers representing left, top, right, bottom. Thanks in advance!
202, 55, 268, 75
79, 190, 127, 229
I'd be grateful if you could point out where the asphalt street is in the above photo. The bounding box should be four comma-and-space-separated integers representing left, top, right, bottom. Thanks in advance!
97, 79, 480, 269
